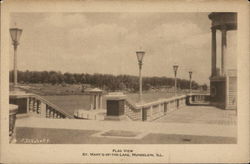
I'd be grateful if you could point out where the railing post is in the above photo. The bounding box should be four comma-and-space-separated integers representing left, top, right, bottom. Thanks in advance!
160, 103, 163, 115
37, 101, 41, 114
9, 104, 18, 143
176, 99, 179, 109
192, 95, 195, 102
26, 97, 30, 113
186, 95, 190, 105
40, 102, 46, 117
49, 108, 53, 118
164, 102, 168, 114
33, 99, 37, 113
142, 107, 147, 121
149, 105, 153, 121
29, 98, 33, 113
54, 112, 57, 118
46, 106, 50, 118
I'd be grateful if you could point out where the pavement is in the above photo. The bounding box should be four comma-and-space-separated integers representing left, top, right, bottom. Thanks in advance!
155, 105, 237, 126
14, 105, 237, 144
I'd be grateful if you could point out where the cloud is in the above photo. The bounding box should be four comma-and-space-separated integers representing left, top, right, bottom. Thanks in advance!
150, 21, 203, 42
40, 13, 88, 28
11, 12, 223, 84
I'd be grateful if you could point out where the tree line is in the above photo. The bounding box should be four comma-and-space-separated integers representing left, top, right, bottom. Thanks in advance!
10, 70, 207, 92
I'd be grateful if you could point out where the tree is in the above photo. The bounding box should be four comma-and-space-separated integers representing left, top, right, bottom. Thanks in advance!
201, 84, 208, 91
119, 82, 127, 91
49, 73, 59, 85
9, 70, 203, 92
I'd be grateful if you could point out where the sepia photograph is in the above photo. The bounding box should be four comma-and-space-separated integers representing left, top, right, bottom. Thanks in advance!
1, 0, 249, 163
9, 11, 238, 144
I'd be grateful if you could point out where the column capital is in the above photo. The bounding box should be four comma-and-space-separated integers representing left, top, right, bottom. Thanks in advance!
220, 24, 228, 32
211, 27, 217, 32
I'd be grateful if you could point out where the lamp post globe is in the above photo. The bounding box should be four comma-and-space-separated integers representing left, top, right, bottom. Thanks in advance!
136, 51, 145, 103
10, 27, 23, 88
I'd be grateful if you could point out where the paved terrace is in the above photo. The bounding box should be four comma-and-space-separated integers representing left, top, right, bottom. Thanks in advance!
15, 105, 237, 144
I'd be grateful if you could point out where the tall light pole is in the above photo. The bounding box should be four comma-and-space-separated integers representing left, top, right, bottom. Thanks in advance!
173, 64, 178, 96
10, 27, 23, 88
189, 71, 193, 93
136, 51, 145, 103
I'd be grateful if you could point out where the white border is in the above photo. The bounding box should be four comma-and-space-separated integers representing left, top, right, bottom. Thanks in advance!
0, 0, 249, 163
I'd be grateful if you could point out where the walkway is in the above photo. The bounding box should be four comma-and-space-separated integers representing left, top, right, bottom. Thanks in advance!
155, 105, 237, 126
14, 105, 237, 144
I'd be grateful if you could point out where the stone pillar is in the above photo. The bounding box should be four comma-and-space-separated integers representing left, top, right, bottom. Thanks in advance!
9, 104, 18, 143
40, 102, 46, 117
93, 95, 96, 109
13, 45, 18, 87
221, 26, 227, 76
89, 94, 93, 110
98, 94, 102, 109
211, 27, 217, 77
95, 94, 98, 109
88, 88, 103, 110
225, 75, 229, 109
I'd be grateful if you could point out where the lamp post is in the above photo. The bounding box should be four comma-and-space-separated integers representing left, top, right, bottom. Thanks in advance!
189, 71, 193, 93
10, 27, 23, 88
173, 64, 178, 96
136, 51, 145, 103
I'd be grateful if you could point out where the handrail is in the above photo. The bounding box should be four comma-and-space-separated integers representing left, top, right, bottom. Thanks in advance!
135, 95, 186, 108
124, 94, 188, 121
124, 93, 209, 122
30, 95, 73, 118
124, 99, 141, 110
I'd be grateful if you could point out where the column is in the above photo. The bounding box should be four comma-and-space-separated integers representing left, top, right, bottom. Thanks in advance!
95, 95, 98, 109
93, 95, 96, 109
211, 27, 217, 77
221, 26, 227, 76
40, 102, 46, 117
13, 45, 18, 87
225, 75, 229, 109
99, 94, 102, 109
26, 97, 29, 113
90, 94, 93, 110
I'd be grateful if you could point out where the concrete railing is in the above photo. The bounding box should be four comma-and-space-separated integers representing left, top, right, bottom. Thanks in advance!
10, 92, 73, 119
28, 95, 72, 119
124, 95, 187, 121
124, 100, 143, 121
186, 93, 210, 105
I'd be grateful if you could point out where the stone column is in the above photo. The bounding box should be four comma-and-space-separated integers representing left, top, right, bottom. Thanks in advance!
40, 102, 46, 117
93, 95, 96, 109
89, 94, 93, 110
99, 94, 102, 109
13, 45, 18, 87
221, 26, 227, 76
211, 27, 217, 77
95, 94, 98, 109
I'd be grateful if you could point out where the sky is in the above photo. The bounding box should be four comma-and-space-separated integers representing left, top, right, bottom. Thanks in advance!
9, 12, 237, 85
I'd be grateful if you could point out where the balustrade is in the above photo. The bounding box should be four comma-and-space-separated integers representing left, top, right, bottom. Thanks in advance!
11, 94, 72, 119
124, 95, 188, 121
